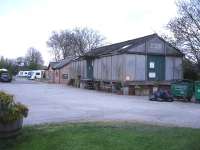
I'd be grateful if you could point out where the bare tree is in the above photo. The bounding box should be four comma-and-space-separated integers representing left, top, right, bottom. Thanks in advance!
47, 27, 106, 61
166, 0, 200, 70
47, 31, 63, 61
72, 27, 105, 55
25, 47, 44, 70
16, 57, 26, 67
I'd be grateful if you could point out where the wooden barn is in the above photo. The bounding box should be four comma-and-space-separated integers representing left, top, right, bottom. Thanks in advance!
68, 34, 184, 95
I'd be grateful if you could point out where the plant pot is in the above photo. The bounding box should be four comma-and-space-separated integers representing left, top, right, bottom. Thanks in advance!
0, 118, 23, 138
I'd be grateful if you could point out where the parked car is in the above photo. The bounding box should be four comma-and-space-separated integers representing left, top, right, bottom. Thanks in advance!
0, 70, 12, 82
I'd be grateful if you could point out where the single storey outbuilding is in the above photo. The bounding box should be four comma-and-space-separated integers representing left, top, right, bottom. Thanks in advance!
46, 58, 73, 84
53, 58, 72, 84
46, 62, 59, 83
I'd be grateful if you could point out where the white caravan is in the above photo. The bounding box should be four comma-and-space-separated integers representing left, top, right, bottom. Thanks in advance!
0, 68, 8, 72
17, 71, 24, 77
17, 71, 31, 77
28, 70, 44, 80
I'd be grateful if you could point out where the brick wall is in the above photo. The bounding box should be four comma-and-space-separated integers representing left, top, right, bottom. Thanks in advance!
45, 67, 55, 83
54, 69, 60, 84
59, 65, 70, 84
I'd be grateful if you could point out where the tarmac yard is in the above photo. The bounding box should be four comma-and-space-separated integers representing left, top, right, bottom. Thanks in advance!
0, 78, 200, 128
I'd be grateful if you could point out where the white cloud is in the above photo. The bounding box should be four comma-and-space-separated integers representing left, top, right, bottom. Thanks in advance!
0, 0, 177, 65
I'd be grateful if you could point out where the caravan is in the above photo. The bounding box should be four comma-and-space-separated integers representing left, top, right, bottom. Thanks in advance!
17, 71, 31, 77
17, 70, 44, 79
28, 70, 44, 80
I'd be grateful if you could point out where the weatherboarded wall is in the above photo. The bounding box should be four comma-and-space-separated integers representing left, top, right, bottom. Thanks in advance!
92, 54, 182, 82
93, 55, 125, 81
146, 37, 165, 54
52, 55, 182, 84
93, 54, 146, 81
125, 54, 146, 81
69, 60, 87, 79
165, 57, 182, 80
68, 55, 182, 82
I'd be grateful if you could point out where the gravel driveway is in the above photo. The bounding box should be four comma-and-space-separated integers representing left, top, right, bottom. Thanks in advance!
1, 78, 200, 128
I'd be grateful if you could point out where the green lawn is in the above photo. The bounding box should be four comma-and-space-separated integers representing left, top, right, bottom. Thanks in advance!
1, 122, 200, 150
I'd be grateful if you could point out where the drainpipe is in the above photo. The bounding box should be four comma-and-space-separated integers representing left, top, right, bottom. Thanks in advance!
59, 69, 61, 84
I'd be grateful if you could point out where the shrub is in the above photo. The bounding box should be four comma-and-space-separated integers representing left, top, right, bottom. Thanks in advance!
0, 91, 28, 124
115, 82, 122, 91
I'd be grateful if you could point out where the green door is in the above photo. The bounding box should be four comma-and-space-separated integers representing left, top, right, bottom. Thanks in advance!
87, 59, 93, 79
195, 81, 200, 101
147, 55, 165, 81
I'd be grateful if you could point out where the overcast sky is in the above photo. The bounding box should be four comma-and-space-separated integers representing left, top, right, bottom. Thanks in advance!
0, 0, 177, 65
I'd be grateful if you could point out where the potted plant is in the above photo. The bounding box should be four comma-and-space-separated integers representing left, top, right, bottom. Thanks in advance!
0, 91, 28, 138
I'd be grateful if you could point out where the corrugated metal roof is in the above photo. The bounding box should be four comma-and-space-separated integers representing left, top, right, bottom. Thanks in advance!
47, 34, 184, 69
53, 58, 72, 69
84, 33, 184, 57
47, 62, 59, 69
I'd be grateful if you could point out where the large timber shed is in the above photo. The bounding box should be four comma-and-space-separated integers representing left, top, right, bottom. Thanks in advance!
70, 34, 183, 80
67, 34, 184, 94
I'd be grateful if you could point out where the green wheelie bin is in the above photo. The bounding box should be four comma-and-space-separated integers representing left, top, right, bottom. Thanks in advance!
171, 80, 194, 101
195, 81, 200, 102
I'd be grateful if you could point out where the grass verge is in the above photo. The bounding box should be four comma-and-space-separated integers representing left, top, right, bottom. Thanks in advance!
1, 122, 200, 150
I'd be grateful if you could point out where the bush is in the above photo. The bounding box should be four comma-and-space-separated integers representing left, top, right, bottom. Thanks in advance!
0, 91, 28, 124
183, 59, 199, 81
115, 82, 122, 91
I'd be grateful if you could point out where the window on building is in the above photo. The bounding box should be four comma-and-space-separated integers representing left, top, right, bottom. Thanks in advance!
62, 74, 68, 79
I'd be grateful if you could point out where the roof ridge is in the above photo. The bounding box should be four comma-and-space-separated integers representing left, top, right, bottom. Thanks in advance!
90, 33, 157, 52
